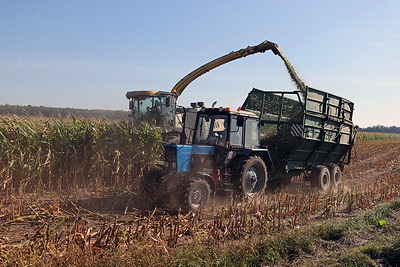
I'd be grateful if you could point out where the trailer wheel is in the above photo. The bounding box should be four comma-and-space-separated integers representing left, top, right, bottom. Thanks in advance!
311, 165, 331, 192
328, 164, 342, 187
181, 178, 211, 212
238, 156, 268, 198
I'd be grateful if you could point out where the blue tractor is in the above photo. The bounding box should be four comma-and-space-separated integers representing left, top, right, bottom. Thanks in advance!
142, 106, 268, 211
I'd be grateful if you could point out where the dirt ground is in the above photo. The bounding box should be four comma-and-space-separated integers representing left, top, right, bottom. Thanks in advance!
1, 139, 400, 248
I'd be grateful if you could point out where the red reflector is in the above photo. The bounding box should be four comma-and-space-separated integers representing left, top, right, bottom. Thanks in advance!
213, 169, 221, 181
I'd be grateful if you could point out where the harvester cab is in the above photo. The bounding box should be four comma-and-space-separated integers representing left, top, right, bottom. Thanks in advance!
126, 88, 206, 144
126, 90, 178, 132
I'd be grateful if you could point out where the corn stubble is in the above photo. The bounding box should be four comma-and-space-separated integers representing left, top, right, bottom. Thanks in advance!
1, 172, 399, 266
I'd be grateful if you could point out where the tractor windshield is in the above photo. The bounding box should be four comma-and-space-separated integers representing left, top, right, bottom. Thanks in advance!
194, 114, 228, 146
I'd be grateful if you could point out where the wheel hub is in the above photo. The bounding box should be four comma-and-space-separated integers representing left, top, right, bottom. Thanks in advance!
191, 187, 204, 205
322, 173, 329, 187
245, 168, 258, 191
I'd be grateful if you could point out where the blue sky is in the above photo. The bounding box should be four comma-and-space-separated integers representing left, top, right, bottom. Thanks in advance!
1, 1, 399, 127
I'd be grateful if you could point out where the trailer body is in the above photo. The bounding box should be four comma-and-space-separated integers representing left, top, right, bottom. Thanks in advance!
242, 87, 356, 180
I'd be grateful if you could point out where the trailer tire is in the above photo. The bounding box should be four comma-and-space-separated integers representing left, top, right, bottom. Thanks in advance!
237, 156, 268, 198
311, 165, 331, 192
328, 164, 342, 187
181, 178, 211, 212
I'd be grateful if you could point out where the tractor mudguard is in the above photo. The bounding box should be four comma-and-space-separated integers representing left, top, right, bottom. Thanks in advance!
237, 148, 274, 174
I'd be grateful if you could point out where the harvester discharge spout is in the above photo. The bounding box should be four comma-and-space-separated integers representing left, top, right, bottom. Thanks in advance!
171, 40, 307, 100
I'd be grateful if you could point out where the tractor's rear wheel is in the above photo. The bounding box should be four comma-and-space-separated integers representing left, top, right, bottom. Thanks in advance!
311, 165, 331, 192
181, 178, 211, 212
328, 163, 342, 187
237, 156, 268, 198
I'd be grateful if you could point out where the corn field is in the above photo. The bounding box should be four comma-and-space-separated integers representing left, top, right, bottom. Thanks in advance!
0, 117, 163, 193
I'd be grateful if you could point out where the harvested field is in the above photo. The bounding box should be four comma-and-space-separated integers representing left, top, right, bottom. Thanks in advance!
1, 131, 400, 265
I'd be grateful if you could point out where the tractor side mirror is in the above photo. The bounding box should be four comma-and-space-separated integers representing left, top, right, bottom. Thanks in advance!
129, 100, 133, 110
166, 97, 171, 107
237, 116, 244, 127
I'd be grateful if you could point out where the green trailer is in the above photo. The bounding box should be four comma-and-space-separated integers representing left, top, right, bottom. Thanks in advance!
241, 87, 357, 189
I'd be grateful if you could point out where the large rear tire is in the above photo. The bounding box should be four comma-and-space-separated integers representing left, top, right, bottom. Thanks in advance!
328, 163, 342, 187
181, 178, 211, 212
311, 165, 331, 192
238, 156, 268, 198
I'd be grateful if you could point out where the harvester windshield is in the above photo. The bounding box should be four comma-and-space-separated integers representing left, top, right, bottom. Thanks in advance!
126, 90, 175, 130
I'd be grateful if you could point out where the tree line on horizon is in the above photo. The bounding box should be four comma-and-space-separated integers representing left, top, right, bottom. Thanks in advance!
0, 104, 130, 121
359, 125, 400, 134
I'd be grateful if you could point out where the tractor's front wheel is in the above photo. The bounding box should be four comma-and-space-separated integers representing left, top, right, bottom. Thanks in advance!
181, 178, 211, 212
237, 156, 268, 198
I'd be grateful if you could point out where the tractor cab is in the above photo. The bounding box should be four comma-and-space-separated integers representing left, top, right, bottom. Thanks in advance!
193, 107, 260, 149
126, 90, 177, 132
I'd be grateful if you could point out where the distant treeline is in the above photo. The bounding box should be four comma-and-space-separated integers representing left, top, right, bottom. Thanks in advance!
360, 125, 400, 134
0, 104, 130, 121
